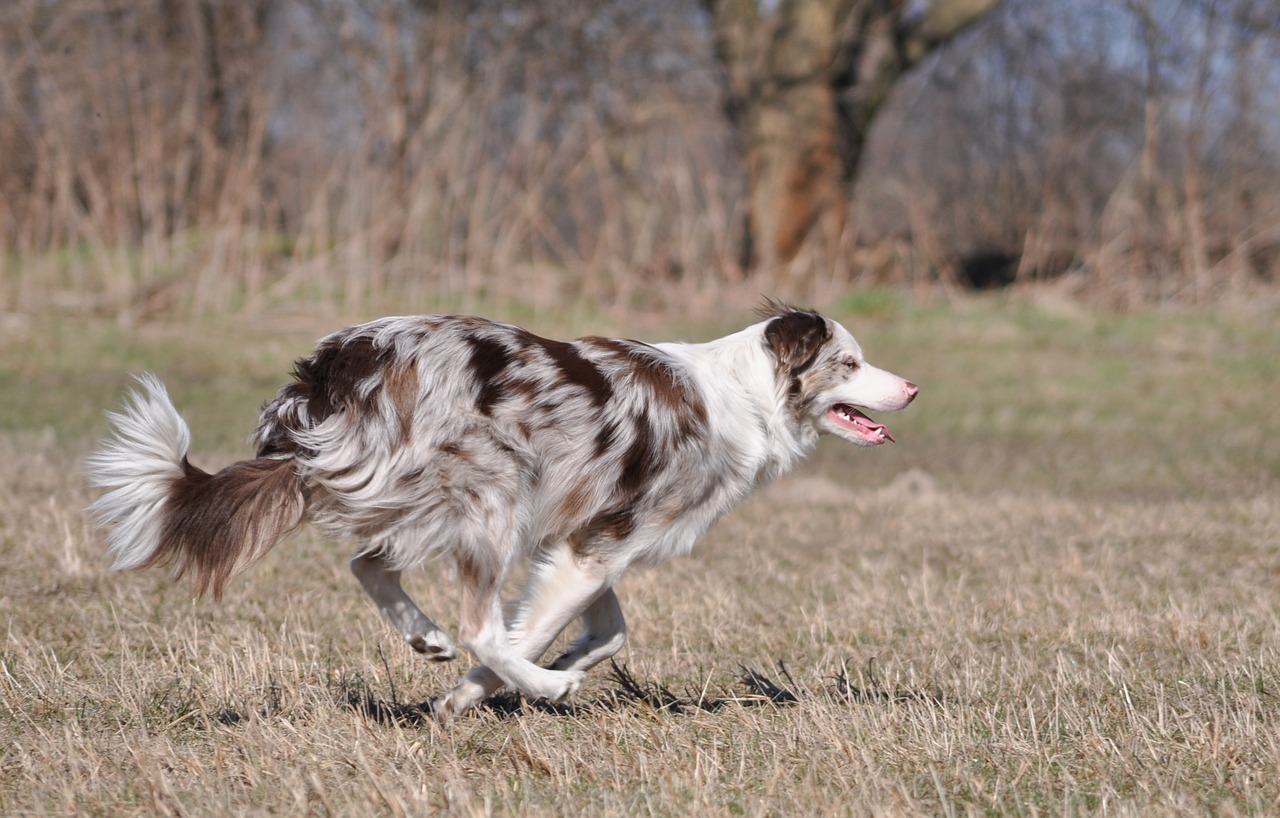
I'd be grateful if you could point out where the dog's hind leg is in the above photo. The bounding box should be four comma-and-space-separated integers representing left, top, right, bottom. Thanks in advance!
435, 545, 613, 718
350, 551, 456, 661
546, 587, 627, 673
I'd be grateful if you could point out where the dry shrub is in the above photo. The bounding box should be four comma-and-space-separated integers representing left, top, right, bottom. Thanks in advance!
2, 0, 1279, 318
0, 0, 739, 319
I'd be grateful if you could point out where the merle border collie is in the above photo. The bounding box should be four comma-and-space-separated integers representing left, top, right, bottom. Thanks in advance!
87, 303, 917, 719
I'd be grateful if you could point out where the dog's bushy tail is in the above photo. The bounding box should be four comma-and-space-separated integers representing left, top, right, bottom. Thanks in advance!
86, 374, 306, 598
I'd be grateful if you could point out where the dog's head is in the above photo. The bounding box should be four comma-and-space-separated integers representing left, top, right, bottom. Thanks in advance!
761, 303, 918, 447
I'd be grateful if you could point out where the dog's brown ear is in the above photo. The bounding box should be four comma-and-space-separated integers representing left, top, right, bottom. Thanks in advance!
762, 308, 830, 376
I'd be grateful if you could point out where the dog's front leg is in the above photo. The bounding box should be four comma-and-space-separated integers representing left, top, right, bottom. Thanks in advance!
439, 554, 587, 716
350, 552, 456, 661
435, 546, 615, 719
546, 587, 627, 673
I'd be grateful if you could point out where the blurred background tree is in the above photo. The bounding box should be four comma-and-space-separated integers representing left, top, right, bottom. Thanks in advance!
1, 0, 1277, 317
701, 0, 998, 285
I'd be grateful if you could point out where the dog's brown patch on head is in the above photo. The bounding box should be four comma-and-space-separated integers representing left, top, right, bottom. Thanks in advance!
763, 307, 831, 378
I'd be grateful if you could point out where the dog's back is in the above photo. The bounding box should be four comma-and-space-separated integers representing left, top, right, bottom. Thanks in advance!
250, 315, 745, 571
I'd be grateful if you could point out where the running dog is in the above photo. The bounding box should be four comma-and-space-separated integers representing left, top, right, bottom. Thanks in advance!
87, 303, 917, 719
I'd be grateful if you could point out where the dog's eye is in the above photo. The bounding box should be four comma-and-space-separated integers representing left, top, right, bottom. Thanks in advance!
844, 359, 860, 371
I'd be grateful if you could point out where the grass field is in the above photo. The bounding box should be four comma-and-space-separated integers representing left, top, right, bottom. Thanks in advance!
2, 294, 1278, 816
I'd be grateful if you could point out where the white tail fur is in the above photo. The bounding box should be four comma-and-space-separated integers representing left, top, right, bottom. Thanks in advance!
85, 374, 192, 572
86, 373, 306, 597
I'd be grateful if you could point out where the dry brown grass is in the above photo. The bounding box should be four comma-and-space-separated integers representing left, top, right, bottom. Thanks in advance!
2, 296, 1279, 816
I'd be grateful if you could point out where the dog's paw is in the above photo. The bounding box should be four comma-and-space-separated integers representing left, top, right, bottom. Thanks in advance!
433, 676, 489, 722
407, 630, 457, 662
550, 669, 586, 702
523, 668, 585, 703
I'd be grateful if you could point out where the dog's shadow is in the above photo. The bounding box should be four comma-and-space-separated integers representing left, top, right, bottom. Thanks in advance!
341, 660, 944, 727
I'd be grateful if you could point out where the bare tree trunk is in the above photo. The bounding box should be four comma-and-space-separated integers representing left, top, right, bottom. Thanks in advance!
703, 0, 999, 287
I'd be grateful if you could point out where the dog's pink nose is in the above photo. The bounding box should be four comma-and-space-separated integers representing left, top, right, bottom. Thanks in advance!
904, 381, 919, 403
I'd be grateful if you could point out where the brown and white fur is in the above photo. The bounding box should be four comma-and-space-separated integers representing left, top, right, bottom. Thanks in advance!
86, 304, 917, 720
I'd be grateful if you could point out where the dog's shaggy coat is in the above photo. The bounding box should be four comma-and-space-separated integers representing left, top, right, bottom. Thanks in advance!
87, 305, 917, 718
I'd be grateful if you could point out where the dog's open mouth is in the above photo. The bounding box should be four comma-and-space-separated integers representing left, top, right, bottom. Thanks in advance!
829, 404, 895, 444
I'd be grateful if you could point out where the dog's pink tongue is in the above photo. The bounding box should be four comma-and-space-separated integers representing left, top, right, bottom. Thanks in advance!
852, 411, 894, 443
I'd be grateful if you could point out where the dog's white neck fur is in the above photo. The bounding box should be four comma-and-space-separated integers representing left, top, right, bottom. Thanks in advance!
657, 320, 817, 488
